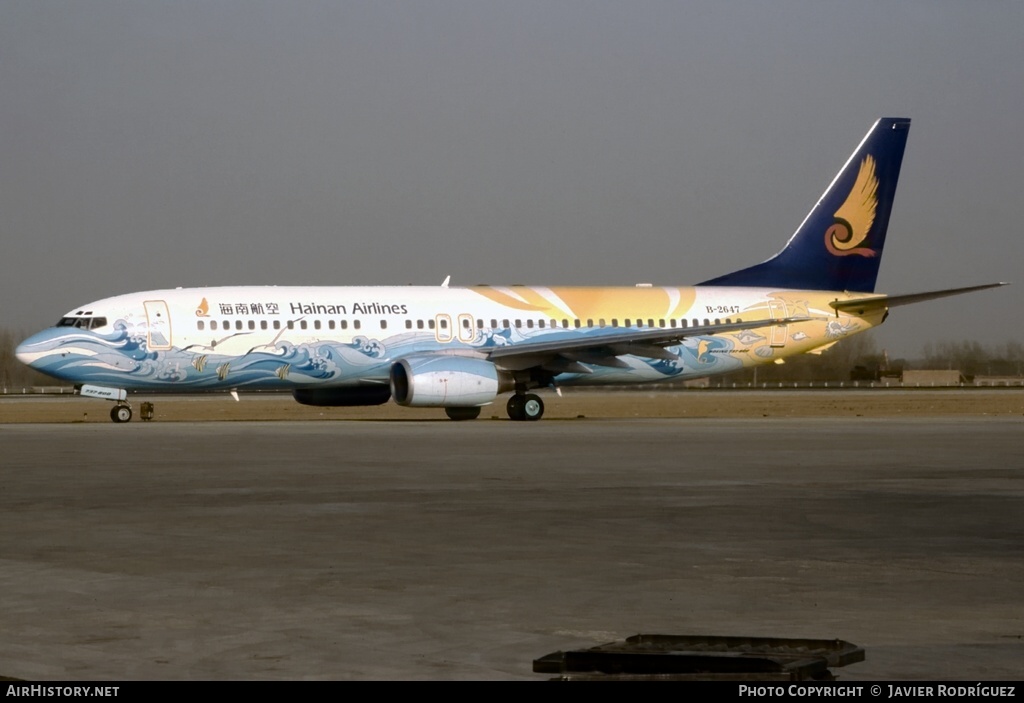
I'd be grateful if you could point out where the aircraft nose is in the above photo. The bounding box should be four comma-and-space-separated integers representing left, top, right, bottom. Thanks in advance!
15, 334, 42, 367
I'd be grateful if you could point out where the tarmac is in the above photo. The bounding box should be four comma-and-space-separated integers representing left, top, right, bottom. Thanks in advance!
1, 394, 1022, 680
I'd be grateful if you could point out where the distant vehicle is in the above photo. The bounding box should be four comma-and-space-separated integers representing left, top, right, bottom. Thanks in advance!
16, 118, 1005, 422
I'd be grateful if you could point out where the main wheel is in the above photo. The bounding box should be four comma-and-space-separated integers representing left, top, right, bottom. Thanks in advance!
445, 406, 481, 421
521, 393, 544, 421
110, 405, 132, 423
506, 395, 525, 421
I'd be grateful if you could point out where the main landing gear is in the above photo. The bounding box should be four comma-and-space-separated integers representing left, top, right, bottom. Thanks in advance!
506, 393, 544, 422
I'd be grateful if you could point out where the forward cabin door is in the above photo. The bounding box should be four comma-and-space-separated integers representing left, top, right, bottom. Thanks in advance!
144, 300, 173, 351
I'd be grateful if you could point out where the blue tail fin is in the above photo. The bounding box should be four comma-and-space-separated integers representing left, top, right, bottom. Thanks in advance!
700, 117, 910, 292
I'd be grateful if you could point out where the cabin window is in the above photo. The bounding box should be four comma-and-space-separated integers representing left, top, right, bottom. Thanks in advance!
353, 320, 361, 330
670, 319, 677, 328
502, 319, 509, 329
514, 319, 522, 328
463, 318, 471, 329
428, 320, 436, 330
340, 320, 348, 330
574, 319, 581, 329
704, 319, 710, 326
659, 319, 665, 327
538, 320, 546, 329
477, 319, 484, 329
249, 320, 256, 330
611, 319, 618, 327
300, 321, 308, 330
439, 319, 448, 329
198, 321, 205, 331
235, 320, 243, 330
210, 321, 217, 331
526, 319, 534, 329
328, 320, 335, 330
380, 320, 387, 329
405, 320, 412, 329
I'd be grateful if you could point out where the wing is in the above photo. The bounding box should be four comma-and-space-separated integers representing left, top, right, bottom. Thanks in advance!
483, 317, 808, 373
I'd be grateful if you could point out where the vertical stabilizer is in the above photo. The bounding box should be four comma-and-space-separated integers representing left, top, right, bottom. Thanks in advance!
700, 118, 910, 292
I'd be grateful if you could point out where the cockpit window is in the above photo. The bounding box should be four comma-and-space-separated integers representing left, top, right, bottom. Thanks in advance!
56, 316, 108, 330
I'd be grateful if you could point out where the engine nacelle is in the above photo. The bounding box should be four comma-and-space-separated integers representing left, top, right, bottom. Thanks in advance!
390, 356, 504, 407
292, 386, 391, 407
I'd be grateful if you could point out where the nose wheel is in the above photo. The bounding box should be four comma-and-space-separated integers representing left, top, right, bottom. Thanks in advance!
506, 393, 544, 421
110, 403, 133, 423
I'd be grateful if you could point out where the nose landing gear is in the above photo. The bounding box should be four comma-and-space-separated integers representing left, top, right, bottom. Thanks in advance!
110, 403, 133, 423
78, 385, 137, 423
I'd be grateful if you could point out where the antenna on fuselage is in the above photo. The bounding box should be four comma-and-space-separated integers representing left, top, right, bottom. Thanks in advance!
441, 275, 451, 288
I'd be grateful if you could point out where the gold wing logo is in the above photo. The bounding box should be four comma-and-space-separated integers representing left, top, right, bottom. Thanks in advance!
196, 297, 210, 317
825, 155, 878, 257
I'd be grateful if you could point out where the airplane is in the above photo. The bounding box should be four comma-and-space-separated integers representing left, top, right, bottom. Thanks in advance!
15, 117, 1006, 423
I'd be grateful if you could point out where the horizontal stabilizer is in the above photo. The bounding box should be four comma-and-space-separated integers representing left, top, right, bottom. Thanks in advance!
829, 282, 1008, 314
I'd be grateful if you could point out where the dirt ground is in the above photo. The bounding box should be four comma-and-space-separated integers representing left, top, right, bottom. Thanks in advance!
1, 388, 1022, 423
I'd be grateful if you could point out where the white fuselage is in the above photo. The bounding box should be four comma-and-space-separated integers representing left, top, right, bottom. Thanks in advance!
16, 284, 881, 396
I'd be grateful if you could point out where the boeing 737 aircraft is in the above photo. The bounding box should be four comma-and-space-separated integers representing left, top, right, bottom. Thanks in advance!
16, 118, 1005, 422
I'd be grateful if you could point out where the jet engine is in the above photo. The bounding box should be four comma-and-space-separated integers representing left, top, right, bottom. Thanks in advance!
390, 355, 509, 407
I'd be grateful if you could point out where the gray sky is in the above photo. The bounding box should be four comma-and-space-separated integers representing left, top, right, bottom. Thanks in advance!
2, 1, 1021, 358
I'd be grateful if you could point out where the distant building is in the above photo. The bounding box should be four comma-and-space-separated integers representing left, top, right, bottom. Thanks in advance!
901, 370, 964, 386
